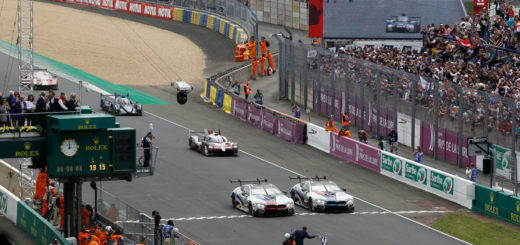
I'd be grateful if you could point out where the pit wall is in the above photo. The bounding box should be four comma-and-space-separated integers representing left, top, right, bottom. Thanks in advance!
0, 161, 70, 245
54, 0, 249, 44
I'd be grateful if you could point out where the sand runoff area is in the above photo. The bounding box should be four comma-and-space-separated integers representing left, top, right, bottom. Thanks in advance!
0, 1, 206, 86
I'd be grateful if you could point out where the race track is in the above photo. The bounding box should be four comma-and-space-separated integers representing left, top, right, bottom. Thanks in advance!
0, 50, 466, 244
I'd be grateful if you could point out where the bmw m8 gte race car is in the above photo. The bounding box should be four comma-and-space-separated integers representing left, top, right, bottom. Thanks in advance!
230, 179, 295, 217
289, 176, 354, 212
386, 14, 421, 33
189, 130, 238, 156
100, 93, 143, 116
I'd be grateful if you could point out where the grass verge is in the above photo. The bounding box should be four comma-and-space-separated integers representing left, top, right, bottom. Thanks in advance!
432, 213, 520, 245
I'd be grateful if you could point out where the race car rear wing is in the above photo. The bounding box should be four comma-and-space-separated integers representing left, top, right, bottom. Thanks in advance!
189, 129, 222, 136
229, 178, 268, 186
289, 175, 327, 182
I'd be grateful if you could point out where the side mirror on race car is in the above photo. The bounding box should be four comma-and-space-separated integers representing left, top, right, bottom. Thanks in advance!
172, 81, 193, 105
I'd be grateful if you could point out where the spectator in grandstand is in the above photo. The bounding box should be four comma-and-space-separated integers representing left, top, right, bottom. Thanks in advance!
412, 146, 424, 163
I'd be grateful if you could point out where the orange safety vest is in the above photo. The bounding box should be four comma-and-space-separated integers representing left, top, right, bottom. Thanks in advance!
260, 57, 265, 75
33, 170, 47, 200
261, 40, 267, 55
249, 41, 256, 59
244, 84, 251, 95
267, 53, 274, 69
252, 59, 258, 71
342, 113, 350, 126
325, 120, 335, 131
78, 232, 89, 245
59, 196, 65, 228
81, 208, 90, 229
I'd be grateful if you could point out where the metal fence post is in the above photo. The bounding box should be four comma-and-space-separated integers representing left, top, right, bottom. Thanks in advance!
290, 42, 295, 104
303, 46, 309, 110
484, 92, 489, 138
331, 53, 336, 119
392, 73, 397, 134
458, 86, 463, 168
376, 72, 381, 138
345, 59, 350, 115
317, 51, 322, 115
360, 69, 365, 130
434, 81, 439, 160
512, 101, 518, 195
411, 78, 416, 150
276, 37, 284, 100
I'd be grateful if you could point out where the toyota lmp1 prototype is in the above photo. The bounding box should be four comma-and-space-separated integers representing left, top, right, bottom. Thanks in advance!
189, 130, 238, 156
100, 93, 143, 116
385, 14, 421, 33
230, 179, 295, 217
290, 176, 354, 212
32, 69, 58, 90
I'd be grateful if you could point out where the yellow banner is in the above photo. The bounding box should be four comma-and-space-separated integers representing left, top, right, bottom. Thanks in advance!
210, 86, 217, 105
223, 94, 232, 114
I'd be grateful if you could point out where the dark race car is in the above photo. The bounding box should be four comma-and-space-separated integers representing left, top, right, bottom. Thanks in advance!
188, 130, 238, 156
100, 93, 143, 116
386, 14, 421, 33
289, 176, 354, 212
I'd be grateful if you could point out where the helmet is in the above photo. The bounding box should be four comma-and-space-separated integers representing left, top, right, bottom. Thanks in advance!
284, 233, 291, 239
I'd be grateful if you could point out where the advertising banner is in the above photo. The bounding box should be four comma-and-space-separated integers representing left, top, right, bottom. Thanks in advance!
363, 101, 371, 131
114, 0, 129, 12
156, 6, 174, 20
215, 90, 224, 108
330, 133, 381, 173
128, 1, 144, 15
320, 85, 331, 116
334, 89, 342, 120
275, 118, 305, 144
493, 144, 520, 181
473, 184, 520, 225
17, 202, 69, 245
142, 4, 158, 17
307, 123, 330, 153
0, 185, 19, 224
100, 0, 115, 9
308, 0, 324, 38
347, 95, 359, 127
210, 86, 217, 105
261, 110, 278, 134
247, 104, 262, 127
405, 161, 428, 186
445, 129, 458, 164
232, 99, 248, 121
430, 169, 454, 195
381, 152, 403, 177
397, 112, 420, 148
222, 94, 232, 114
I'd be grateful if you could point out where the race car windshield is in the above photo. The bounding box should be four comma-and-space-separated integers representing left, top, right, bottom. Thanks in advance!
311, 183, 341, 192
251, 187, 281, 196
210, 137, 224, 143
35, 72, 53, 79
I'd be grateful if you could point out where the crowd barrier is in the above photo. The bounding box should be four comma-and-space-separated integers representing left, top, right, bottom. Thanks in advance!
202, 78, 307, 144
53, 0, 249, 44
473, 184, 520, 225
0, 161, 69, 245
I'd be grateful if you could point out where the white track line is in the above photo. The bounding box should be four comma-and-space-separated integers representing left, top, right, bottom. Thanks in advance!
144, 110, 470, 245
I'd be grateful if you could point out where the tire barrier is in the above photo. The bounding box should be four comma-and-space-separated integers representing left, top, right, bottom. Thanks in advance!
53, 0, 249, 44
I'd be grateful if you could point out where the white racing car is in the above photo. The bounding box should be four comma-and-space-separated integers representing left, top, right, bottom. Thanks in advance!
230, 179, 295, 217
289, 176, 354, 212
100, 93, 143, 116
32, 69, 58, 90
189, 130, 238, 156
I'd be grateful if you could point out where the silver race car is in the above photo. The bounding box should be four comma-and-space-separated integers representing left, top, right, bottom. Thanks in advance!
189, 130, 238, 156
230, 179, 295, 217
100, 93, 143, 116
289, 176, 354, 212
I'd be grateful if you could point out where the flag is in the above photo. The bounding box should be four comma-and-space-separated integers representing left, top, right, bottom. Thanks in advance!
456, 36, 476, 48
420, 76, 431, 92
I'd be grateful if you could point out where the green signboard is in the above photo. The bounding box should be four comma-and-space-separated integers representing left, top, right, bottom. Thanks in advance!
16, 201, 69, 245
493, 144, 518, 178
0, 138, 46, 159
46, 113, 116, 131
473, 184, 520, 225
404, 161, 427, 185
381, 153, 403, 176
430, 170, 454, 195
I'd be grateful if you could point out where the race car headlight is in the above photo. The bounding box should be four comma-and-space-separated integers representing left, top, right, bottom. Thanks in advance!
315, 199, 325, 204
213, 146, 219, 150
287, 202, 294, 208
255, 203, 264, 208
347, 200, 354, 206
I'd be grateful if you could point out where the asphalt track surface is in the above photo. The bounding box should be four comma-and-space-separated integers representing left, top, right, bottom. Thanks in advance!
1, 54, 466, 245
323, 0, 466, 39
0, 3, 468, 245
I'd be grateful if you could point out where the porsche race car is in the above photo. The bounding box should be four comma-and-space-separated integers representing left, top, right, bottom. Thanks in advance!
189, 130, 238, 156
100, 93, 143, 116
32, 69, 58, 90
386, 14, 421, 33
289, 176, 354, 212
230, 179, 295, 216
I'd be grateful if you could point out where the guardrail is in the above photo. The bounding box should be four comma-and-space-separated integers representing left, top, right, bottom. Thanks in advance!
53, 0, 252, 44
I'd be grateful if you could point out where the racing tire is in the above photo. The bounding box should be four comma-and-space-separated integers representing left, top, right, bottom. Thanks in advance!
248, 202, 257, 217
309, 198, 315, 212
188, 139, 194, 150
287, 208, 295, 216
233, 150, 239, 156
290, 191, 298, 204
203, 145, 211, 156
347, 206, 355, 213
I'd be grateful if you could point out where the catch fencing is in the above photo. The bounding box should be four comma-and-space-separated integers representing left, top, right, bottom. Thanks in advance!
277, 38, 520, 194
